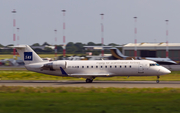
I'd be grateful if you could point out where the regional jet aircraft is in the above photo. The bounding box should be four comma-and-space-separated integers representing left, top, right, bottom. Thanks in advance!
13, 45, 170, 83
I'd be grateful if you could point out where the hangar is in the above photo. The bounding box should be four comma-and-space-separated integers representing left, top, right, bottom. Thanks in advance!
122, 43, 180, 61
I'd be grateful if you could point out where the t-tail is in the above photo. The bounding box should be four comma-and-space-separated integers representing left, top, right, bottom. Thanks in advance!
13, 45, 43, 65
110, 47, 132, 60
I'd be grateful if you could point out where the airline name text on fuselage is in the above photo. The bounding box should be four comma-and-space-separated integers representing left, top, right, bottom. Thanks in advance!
96, 62, 140, 65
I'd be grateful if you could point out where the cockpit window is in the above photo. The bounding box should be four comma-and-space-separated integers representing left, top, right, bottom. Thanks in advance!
156, 63, 160, 66
150, 63, 160, 66
150, 64, 155, 66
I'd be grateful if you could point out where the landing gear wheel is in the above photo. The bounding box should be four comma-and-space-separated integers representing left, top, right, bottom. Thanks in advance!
156, 76, 160, 83
86, 79, 93, 83
156, 80, 159, 83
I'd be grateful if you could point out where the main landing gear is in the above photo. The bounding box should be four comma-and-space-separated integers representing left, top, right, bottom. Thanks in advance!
86, 77, 95, 83
156, 76, 160, 83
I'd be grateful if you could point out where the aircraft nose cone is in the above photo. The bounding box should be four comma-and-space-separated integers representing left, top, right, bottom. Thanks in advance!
159, 68, 171, 75
165, 69, 171, 74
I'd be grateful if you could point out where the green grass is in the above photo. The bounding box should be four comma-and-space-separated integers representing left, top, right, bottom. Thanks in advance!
0, 86, 180, 113
0, 70, 180, 81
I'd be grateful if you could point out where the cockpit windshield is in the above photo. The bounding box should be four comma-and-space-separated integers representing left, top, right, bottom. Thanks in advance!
156, 63, 160, 66
150, 63, 160, 66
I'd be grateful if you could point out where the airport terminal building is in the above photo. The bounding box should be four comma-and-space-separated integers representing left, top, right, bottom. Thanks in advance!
122, 43, 180, 61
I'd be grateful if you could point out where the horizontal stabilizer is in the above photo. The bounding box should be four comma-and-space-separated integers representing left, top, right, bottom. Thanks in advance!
10, 45, 26, 48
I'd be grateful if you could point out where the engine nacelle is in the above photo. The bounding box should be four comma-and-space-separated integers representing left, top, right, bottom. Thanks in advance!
52, 61, 66, 69
42, 61, 66, 70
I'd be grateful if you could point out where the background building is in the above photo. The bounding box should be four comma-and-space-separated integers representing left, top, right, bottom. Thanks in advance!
122, 43, 180, 61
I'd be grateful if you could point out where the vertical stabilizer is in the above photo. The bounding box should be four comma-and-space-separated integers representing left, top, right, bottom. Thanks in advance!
13, 45, 43, 65
110, 48, 128, 59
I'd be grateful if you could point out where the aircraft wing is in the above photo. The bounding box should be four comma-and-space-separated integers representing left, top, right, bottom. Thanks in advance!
68, 73, 114, 77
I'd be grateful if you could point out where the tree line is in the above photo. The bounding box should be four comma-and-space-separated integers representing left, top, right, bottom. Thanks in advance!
0, 42, 120, 55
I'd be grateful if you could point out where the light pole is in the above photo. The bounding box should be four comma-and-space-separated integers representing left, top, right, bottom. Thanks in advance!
100, 13, 104, 57
17, 28, 19, 46
54, 29, 57, 58
62, 10, 66, 57
165, 20, 169, 58
134, 17, 137, 58
12, 9, 16, 58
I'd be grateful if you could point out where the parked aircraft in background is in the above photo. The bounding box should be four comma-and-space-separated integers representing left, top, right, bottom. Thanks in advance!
67, 56, 86, 60
110, 48, 177, 65
13, 45, 170, 83
0, 58, 24, 66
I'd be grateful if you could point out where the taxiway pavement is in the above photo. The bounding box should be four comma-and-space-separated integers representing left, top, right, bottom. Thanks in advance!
0, 80, 180, 88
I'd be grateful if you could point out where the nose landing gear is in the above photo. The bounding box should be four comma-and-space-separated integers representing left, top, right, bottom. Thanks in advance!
156, 76, 160, 83
86, 77, 95, 83
86, 78, 93, 83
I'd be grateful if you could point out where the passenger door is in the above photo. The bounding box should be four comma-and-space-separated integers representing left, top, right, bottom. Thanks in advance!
138, 64, 144, 73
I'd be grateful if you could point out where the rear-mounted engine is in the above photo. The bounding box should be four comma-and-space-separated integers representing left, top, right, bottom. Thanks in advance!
42, 61, 66, 70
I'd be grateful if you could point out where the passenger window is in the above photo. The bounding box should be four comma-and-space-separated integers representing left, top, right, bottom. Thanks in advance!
91, 66, 93, 68
87, 66, 89, 68
105, 66, 107, 68
129, 66, 131, 68
110, 66, 112, 68
101, 66, 103, 68
115, 66, 117, 68
125, 66, 126, 68
82, 66, 84, 68
96, 66, 98, 68
77, 66, 79, 68
120, 66, 121, 68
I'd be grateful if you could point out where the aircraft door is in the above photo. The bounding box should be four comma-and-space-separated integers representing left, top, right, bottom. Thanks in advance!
138, 64, 144, 73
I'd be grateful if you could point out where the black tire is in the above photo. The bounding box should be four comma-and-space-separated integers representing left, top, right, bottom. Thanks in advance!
86, 79, 93, 83
156, 80, 159, 83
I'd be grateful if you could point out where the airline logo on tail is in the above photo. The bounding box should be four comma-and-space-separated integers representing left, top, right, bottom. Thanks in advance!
24, 52, 33, 61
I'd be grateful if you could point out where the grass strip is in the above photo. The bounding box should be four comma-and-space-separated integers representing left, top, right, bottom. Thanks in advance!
0, 86, 180, 113
0, 70, 180, 81
0, 86, 180, 93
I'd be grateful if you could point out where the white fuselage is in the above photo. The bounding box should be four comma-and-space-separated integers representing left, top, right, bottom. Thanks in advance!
25, 60, 170, 78
13, 45, 171, 83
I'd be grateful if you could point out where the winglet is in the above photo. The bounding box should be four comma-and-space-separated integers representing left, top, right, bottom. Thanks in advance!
60, 67, 68, 76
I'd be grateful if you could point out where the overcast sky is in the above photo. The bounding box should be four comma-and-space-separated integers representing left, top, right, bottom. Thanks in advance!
1, 0, 180, 46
